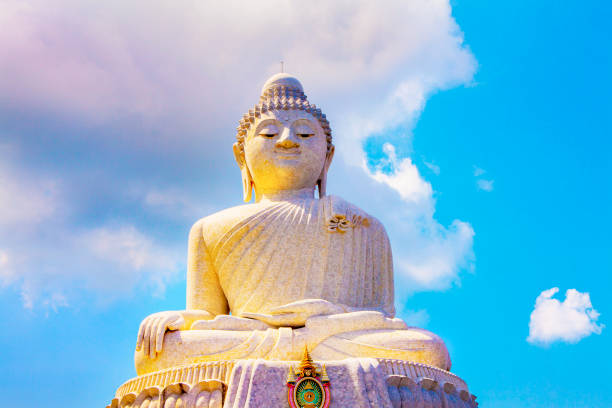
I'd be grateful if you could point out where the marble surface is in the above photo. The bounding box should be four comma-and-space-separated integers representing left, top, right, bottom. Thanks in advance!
134, 73, 451, 375
107, 72, 476, 406
225, 358, 392, 408
110, 358, 477, 408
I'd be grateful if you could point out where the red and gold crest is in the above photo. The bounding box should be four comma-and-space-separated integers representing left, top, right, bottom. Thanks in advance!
286, 347, 330, 408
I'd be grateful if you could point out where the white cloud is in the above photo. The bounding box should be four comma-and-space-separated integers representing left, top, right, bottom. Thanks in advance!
79, 225, 178, 296
473, 166, 486, 177
424, 160, 441, 175
477, 179, 494, 192
142, 189, 212, 221
0, 0, 476, 138
473, 166, 494, 192
7, 222, 181, 310
0, 249, 14, 286
0, 149, 59, 228
369, 144, 434, 213
394, 219, 474, 292
0, 0, 478, 306
363, 143, 475, 292
527, 287, 604, 346
0, 152, 181, 309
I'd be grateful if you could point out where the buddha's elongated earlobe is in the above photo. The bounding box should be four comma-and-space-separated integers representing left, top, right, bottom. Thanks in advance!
317, 145, 335, 198
233, 142, 254, 202
241, 167, 254, 202
317, 178, 325, 199
253, 180, 262, 202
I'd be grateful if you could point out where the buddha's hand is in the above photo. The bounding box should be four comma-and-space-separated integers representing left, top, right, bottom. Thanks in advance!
136, 311, 186, 359
136, 310, 214, 359
242, 299, 347, 327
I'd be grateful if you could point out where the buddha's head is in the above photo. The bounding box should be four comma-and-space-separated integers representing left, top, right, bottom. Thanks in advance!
233, 73, 335, 202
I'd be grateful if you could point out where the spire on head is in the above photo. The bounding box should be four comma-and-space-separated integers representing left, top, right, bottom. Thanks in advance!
260, 72, 304, 96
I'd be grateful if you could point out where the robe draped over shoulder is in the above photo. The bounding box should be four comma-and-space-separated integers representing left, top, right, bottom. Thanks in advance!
137, 196, 453, 375
201, 195, 395, 319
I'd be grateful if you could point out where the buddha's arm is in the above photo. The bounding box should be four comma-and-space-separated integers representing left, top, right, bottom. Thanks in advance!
241, 299, 398, 328
186, 219, 229, 315
242, 299, 349, 327
136, 220, 228, 359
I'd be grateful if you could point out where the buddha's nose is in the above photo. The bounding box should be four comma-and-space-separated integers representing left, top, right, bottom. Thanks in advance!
275, 129, 300, 149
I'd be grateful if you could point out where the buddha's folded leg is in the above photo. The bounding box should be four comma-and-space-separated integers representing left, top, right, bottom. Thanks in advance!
310, 328, 451, 371
301, 312, 451, 370
135, 313, 451, 375
136, 330, 253, 375
134, 326, 301, 375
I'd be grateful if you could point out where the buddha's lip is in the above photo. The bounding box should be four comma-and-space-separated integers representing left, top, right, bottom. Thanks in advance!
275, 150, 301, 158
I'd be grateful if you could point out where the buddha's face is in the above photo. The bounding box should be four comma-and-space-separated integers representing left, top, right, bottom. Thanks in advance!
243, 110, 329, 196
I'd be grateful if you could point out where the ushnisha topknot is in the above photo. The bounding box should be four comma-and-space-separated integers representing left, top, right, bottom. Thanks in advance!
235, 73, 332, 154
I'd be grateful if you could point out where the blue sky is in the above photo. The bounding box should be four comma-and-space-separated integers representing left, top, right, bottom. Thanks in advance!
0, 1, 610, 407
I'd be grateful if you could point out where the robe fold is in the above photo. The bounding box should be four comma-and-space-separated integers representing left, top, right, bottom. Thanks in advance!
199, 195, 395, 319
136, 196, 452, 375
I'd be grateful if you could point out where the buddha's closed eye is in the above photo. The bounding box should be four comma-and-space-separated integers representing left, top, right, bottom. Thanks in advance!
259, 125, 279, 138
295, 124, 314, 138
259, 132, 277, 138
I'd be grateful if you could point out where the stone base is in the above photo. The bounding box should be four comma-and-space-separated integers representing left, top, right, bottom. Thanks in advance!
108, 358, 477, 408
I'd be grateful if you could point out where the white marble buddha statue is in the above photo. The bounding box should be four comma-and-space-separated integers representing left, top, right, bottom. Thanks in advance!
134, 73, 451, 376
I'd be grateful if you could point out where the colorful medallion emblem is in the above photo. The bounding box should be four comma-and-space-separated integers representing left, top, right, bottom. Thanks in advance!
287, 347, 330, 408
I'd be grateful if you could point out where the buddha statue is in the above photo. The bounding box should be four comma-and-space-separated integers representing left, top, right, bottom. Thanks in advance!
134, 73, 451, 376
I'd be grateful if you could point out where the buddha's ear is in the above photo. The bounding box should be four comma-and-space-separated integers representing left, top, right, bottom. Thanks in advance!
317, 144, 335, 198
233, 142, 254, 202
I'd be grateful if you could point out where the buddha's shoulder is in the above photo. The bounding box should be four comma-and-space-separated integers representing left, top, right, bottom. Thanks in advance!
326, 195, 386, 233
189, 202, 273, 246
188, 197, 387, 247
